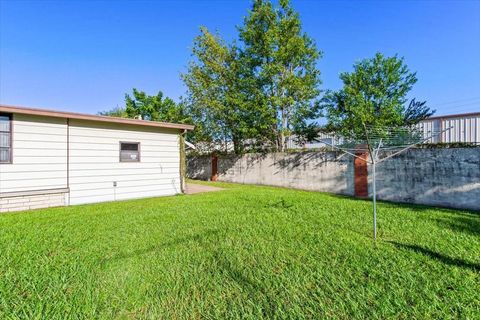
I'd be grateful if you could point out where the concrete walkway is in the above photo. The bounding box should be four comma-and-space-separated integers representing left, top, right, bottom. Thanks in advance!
185, 183, 224, 195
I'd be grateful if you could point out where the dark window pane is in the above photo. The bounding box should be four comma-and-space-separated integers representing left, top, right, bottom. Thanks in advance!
0, 148, 10, 163
0, 116, 10, 132
0, 114, 11, 163
120, 142, 140, 162
121, 143, 139, 151
0, 132, 10, 147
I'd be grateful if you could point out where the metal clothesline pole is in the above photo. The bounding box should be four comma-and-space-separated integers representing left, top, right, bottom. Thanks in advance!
316, 127, 452, 242
372, 160, 376, 241
372, 139, 382, 241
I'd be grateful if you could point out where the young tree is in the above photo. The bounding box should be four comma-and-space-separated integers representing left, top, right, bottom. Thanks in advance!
239, 0, 322, 151
321, 52, 434, 155
182, 27, 261, 154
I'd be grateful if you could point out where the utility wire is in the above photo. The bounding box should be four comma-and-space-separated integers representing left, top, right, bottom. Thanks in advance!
430, 96, 480, 106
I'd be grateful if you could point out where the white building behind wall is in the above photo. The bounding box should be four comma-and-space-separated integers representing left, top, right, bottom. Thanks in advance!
288, 112, 480, 149
0, 105, 194, 213
419, 112, 480, 144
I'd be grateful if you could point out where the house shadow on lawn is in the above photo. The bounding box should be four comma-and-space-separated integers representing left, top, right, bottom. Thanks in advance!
388, 241, 480, 272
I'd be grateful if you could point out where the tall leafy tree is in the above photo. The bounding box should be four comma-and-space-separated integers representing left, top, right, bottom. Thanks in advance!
182, 0, 322, 153
321, 52, 434, 155
239, 0, 322, 151
182, 27, 262, 153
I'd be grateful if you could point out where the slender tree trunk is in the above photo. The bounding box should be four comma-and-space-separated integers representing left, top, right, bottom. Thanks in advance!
232, 133, 243, 155
278, 108, 284, 152
278, 107, 287, 152
233, 139, 240, 154
279, 132, 284, 152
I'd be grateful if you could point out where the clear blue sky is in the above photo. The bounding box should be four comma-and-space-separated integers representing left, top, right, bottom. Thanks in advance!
1, 0, 479, 116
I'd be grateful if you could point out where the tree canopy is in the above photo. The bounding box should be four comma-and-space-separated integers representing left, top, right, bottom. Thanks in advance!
124, 89, 191, 124
182, 0, 322, 153
321, 52, 434, 153
100, 89, 191, 123
239, 0, 322, 150
181, 28, 257, 153
98, 106, 128, 118
97, 3, 433, 156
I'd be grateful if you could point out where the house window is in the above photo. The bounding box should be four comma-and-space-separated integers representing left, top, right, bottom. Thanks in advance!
120, 142, 140, 162
0, 113, 12, 164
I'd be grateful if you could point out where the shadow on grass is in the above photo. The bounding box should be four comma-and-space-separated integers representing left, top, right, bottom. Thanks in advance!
434, 216, 480, 237
103, 229, 222, 264
388, 241, 480, 272
326, 193, 479, 215
211, 249, 278, 318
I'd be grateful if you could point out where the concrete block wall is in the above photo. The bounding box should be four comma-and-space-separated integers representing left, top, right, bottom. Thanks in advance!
0, 192, 66, 213
188, 152, 355, 196
370, 148, 480, 210
187, 148, 480, 211
187, 156, 213, 181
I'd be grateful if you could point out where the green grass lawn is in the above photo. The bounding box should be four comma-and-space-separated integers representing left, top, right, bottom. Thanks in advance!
0, 182, 479, 319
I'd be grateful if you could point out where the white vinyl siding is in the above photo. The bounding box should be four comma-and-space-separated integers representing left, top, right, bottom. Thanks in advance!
441, 115, 480, 143
0, 114, 68, 193
68, 119, 180, 205
415, 119, 441, 143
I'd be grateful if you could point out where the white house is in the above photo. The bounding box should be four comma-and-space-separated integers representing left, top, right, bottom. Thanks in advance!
0, 104, 194, 213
